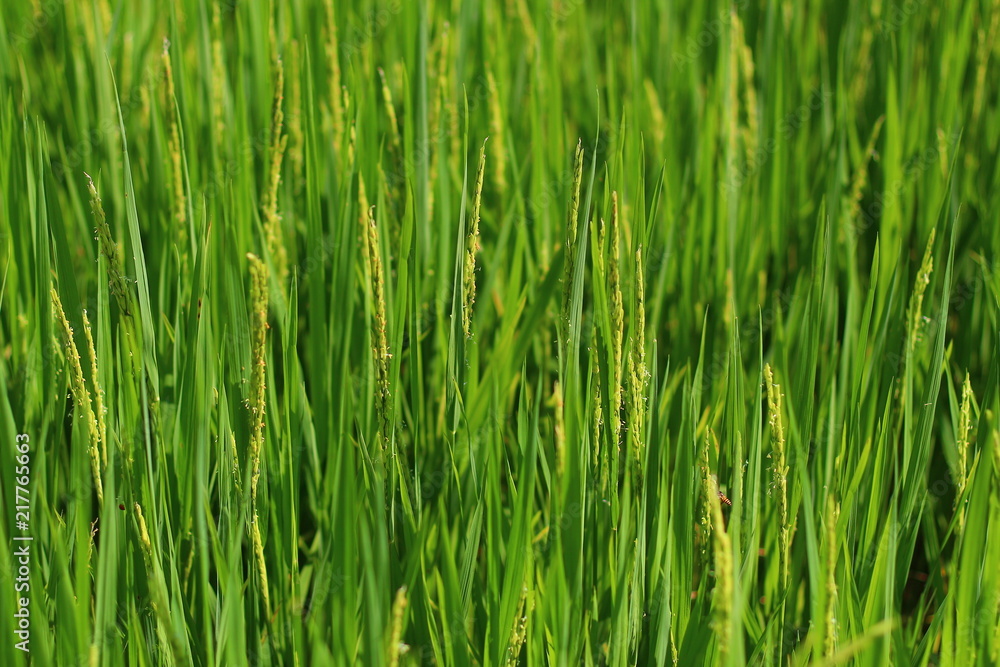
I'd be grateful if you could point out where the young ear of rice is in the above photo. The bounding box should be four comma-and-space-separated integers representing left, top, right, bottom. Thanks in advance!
365, 206, 392, 467
710, 464, 734, 664
246, 252, 272, 620
505, 586, 530, 666
824, 492, 841, 658
87, 173, 133, 319
161, 38, 187, 264
134, 502, 191, 664
486, 68, 507, 194
387, 586, 409, 666
211, 2, 226, 141
591, 320, 604, 483
731, 10, 758, 165
379, 66, 402, 156
553, 380, 566, 477
848, 115, 886, 222
906, 229, 937, 357
608, 191, 625, 458
51, 287, 103, 505
561, 140, 585, 346
764, 363, 788, 588
463, 139, 487, 339
699, 430, 715, 546
263, 56, 289, 285
955, 373, 974, 528
247, 253, 269, 504
323, 0, 344, 156
764, 362, 790, 658
287, 40, 305, 195
628, 246, 647, 478
80, 308, 107, 468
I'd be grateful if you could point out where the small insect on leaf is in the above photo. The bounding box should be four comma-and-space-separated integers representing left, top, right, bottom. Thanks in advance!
718, 491, 732, 507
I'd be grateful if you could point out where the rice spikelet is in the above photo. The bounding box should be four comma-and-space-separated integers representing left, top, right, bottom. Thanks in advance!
121, 33, 134, 100
87, 173, 132, 318
643, 79, 666, 150
359, 174, 371, 237
366, 207, 392, 459
608, 192, 625, 454
824, 493, 840, 657
955, 372, 974, 523
324, 0, 344, 156
379, 66, 402, 154
591, 323, 603, 473
906, 229, 936, 356
936, 128, 950, 178
161, 38, 187, 259
633, 246, 646, 372
972, 1, 1000, 125
287, 39, 305, 195
211, 3, 226, 141
486, 68, 507, 193
348, 120, 357, 169
428, 24, 446, 145
445, 39, 460, 175
245, 254, 273, 621
134, 502, 154, 572
463, 139, 487, 338
848, 116, 885, 223
628, 247, 647, 475
851, 0, 879, 102
505, 586, 530, 665
726, 9, 740, 172
263, 56, 289, 284
230, 431, 242, 489
765, 364, 789, 589
251, 517, 272, 619
553, 381, 566, 477
51, 288, 103, 505
561, 140, 585, 344
387, 586, 409, 667
133, 502, 175, 641
699, 430, 715, 544
427, 22, 451, 220
81, 309, 107, 468
247, 253, 269, 504
513, 0, 538, 59
732, 11, 758, 164
710, 479, 733, 662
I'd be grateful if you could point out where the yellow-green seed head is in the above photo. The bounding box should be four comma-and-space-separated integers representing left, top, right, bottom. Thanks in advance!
247, 253, 269, 503
463, 139, 487, 338
609, 192, 625, 453
52, 288, 103, 505
263, 56, 289, 284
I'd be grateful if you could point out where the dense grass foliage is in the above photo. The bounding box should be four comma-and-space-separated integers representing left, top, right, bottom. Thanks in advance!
1, 0, 999, 665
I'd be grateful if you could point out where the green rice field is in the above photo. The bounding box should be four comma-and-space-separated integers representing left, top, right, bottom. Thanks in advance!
1, 0, 999, 664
